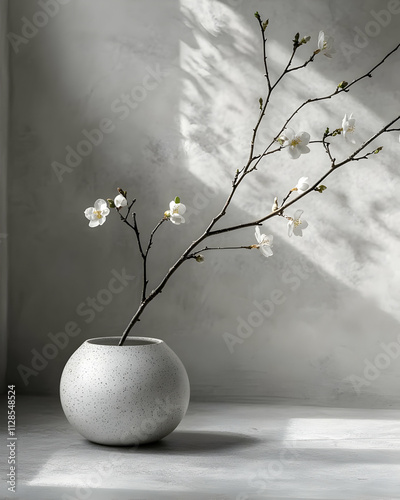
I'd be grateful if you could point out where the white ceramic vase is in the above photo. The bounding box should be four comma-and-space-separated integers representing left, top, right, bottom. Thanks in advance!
60, 337, 190, 446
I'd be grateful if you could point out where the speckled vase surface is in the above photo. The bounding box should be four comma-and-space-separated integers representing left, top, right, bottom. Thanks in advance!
60, 337, 190, 446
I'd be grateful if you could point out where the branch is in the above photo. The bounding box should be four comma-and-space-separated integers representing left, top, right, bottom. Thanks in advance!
145, 218, 166, 258
189, 245, 256, 257
255, 15, 272, 92
117, 35, 400, 345
117, 203, 166, 303
250, 42, 400, 173
207, 115, 399, 237
285, 51, 317, 73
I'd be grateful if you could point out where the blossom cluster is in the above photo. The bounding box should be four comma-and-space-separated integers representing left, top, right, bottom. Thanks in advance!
83, 30, 392, 264
84, 195, 187, 228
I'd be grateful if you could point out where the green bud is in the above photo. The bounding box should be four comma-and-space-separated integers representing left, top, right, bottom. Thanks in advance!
262, 19, 269, 31
337, 81, 348, 89
324, 127, 330, 137
315, 185, 327, 193
293, 32, 300, 46
373, 146, 383, 154
195, 254, 205, 263
107, 198, 116, 208
174, 196, 181, 204
300, 35, 311, 45
254, 11, 261, 21
259, 97, 263, 110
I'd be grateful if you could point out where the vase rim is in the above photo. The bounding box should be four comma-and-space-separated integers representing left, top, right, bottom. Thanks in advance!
86, 336, 164, 347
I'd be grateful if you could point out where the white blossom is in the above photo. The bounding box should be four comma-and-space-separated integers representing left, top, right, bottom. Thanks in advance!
317, 31, 336, 58
114, 193, 128, 208
280, 128, 311, 160
165, 200, 186, 225
287, 209, 308, 237
294, 177, 310, 194
255, 226, 273, 257
84, 199, 110, 228
342, 113, 356, 144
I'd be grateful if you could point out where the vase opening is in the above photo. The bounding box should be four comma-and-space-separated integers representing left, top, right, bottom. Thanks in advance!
87, 337, 163, 346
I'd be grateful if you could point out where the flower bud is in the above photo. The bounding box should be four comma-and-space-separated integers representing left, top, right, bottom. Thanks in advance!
195, 254, 205, 263
272, 197, 279, 212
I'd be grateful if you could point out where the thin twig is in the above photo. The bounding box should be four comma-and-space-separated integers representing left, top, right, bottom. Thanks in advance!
189, 245, 256, 257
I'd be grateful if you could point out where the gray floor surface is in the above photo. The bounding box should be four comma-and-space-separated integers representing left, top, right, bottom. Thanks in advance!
1, 396, 400, 500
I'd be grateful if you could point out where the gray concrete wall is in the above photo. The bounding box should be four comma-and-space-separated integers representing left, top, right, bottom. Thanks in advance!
6, 0, 400, 405
0, 0, 8, 394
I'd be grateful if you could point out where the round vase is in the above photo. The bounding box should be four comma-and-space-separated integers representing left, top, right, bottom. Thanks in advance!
60, 336, 190, 446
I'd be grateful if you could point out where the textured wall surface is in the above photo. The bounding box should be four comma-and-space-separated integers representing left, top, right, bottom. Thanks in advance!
0, 0, 8, 394
6, 0, 400, 404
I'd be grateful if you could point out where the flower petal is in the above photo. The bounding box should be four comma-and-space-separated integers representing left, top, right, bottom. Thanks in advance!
287, 221, 294, 237
89, 219, 100, 228
260, 245, 273, 258
284, 128, 295, 141
178, 203, 186, 215
297, 145, 310, 155
84, 207, 94, 219
318, 31, 324, 49
300, 219, 308, 229
293, 226, 303, 237
255, 226, 261, 243
266, 234, 273, 245
94, 199, 107, 211
114, 194, 128, 208
101, 207, 110, 217
298, 132, 310, 145
293, 209, 304, 220
170, 214, 185, 225
288, 147, 301, 160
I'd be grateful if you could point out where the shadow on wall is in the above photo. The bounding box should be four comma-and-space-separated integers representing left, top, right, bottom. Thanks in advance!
6, 0, 400, 405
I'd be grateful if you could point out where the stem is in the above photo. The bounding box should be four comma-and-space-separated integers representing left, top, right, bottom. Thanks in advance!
189, 245, 256, 256
256, 17, 272, 92
118, 204, 166, 304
